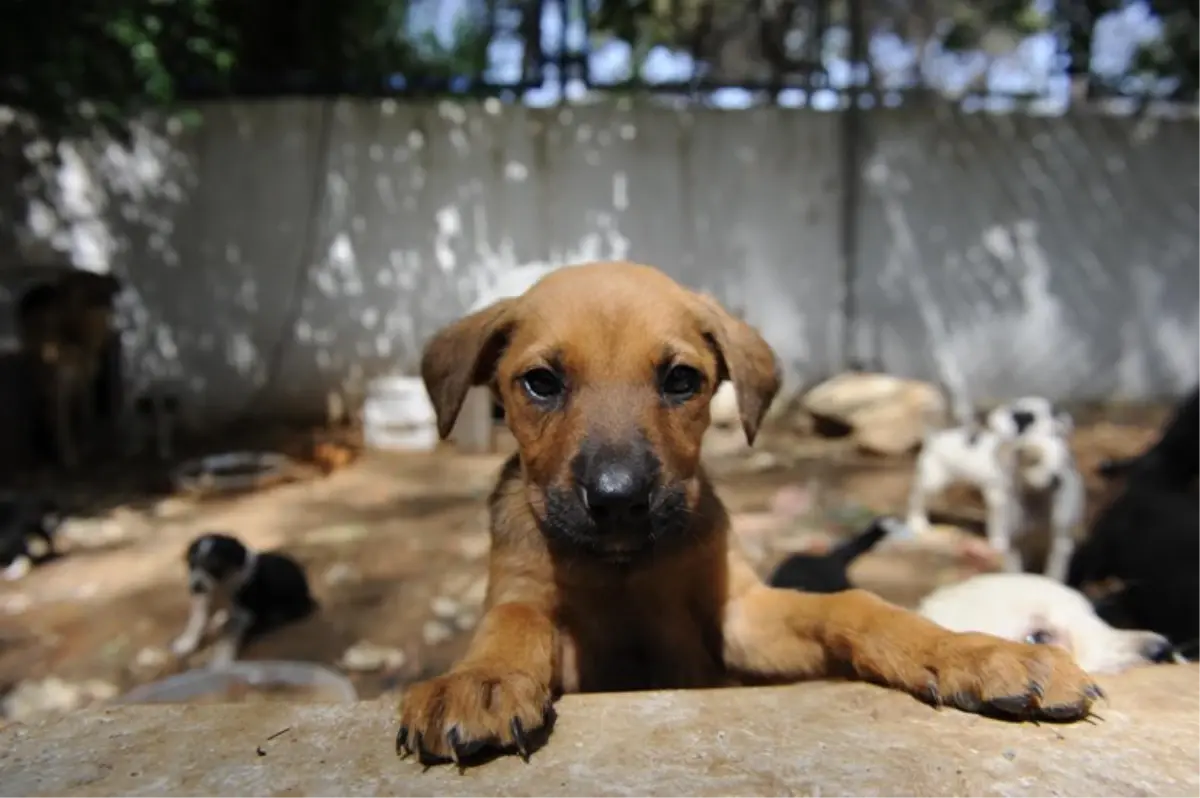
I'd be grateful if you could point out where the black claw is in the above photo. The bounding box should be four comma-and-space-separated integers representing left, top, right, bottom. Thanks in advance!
511, 717, 530, 762
1084, 683, 1106, 701
411, 730, 424, 760
1029, 681, 1044, 700
446, 727, 462, 766
987, 695, 1032, 716
925, 678, 942, 708
396, 726, 409, 757
948, 691, 983, 712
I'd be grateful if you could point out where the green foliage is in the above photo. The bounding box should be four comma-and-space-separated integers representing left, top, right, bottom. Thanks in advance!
0, 0, 495, 139
0, 0, 237, 137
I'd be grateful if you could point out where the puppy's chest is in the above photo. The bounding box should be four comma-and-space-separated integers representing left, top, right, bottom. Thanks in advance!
555, 589, 725, 694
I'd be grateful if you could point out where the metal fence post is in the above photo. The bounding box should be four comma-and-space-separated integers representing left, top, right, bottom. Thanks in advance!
838, 0, 866, 372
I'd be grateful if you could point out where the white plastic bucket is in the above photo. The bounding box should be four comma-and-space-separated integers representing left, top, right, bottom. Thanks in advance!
362, 375, 438, 452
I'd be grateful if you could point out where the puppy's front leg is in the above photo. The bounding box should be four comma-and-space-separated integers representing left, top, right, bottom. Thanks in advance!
398, 601, 556, 765
725, 584, 1101, 721
171, 594, 212, 657
209, 608, 253, 668
983, 485, 1023, 573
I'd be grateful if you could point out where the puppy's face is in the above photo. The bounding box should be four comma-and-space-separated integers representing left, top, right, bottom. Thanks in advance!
422, 263, 781, 563
185, 534, 249, 593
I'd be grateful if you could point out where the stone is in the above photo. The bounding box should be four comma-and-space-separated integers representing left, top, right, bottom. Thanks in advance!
454, 531, 491, 561
430, 596, 460, 619
323, 562, 361, 587
421, 620, 454, 647
802, 372, 948, 456
339, 642, 407, 673
133, 647, 169, 671
0, 666, 1195, 796
461, 576, 488, 607
55, 517, 134, 550
1, 677, 117, 723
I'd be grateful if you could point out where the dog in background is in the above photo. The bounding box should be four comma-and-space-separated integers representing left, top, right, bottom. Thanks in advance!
171, 533, 317, 667
768, 516, 913, 594
0, 497, 62, 580
17, 271, 122, 468
907, 402, 1084, 581
919, 572, 1180, 674
396, 261, 1101, 768
1069, 386, 1200, 660
1096, 386, 1197, 489
987, 396, 1073, 441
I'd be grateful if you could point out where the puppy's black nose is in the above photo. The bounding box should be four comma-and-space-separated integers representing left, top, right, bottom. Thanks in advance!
582, 463, 652, 522
1142, 637, 1177, 663
574, 441, 658, 527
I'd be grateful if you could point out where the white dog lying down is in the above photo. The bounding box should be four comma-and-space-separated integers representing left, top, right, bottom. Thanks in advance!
919, 572, 1182, 674
907, 407, 1085, 581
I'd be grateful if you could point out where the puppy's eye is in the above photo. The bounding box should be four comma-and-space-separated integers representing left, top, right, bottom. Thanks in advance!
520, 368, 565, 402
661, 364, 703, 402
1025, 628, 1056, 646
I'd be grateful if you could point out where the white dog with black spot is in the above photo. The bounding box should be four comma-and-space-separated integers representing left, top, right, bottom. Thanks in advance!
907, 397, 1085, 582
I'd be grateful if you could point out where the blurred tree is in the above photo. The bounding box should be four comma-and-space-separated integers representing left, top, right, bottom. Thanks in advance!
588, 0, 1198, 97
0, 0, 498, 138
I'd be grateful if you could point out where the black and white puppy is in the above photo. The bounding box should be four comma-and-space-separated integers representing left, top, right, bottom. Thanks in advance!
908, 396, 1083, 582
171, 533, 317, 667
0, 498, 62, 581
769, 516, 914, 594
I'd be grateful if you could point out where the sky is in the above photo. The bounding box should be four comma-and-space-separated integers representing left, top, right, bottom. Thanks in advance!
408, 0, 1176, 113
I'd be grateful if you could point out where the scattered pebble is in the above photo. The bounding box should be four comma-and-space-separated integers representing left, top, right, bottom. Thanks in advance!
57, 517, 136, 550
134, 647, 169, 670
455, 532, 490, 560
0, 594, 31, 614
422, 620, 454, 646
462, 576, 488, 607
303, 524, 370, 546
323, 562, 361, 587
2, 677, 117, 722
339, 641, 407, 672
454, 611, 478, 631
430, 596, 459, 619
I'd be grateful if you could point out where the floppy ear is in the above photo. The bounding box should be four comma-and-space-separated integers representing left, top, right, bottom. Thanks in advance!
692, 293, 782, 445
420, 300, 515, 439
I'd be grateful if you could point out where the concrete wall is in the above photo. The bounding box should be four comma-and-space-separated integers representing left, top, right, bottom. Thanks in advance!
1, 99, 1195, 426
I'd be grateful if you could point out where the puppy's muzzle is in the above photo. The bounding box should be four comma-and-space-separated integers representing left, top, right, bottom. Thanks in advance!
1141, 636, 1179, 664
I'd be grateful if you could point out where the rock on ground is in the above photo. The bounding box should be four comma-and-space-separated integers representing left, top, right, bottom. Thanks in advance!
803, 372, 948, 456
0, 665, 1194, 796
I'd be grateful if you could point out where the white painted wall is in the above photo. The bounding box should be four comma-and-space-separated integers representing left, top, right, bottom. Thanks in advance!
0, 100, 1194, 427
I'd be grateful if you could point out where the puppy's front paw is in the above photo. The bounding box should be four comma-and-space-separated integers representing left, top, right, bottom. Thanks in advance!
928, 633, 1102, 722
396, 667, 554, 766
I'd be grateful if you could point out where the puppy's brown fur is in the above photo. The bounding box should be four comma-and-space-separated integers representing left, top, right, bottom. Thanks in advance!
18, 271, 121, 468
398, 262, 1100, 766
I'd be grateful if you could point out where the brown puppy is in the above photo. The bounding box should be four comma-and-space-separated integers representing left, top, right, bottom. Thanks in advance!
398, 262, 1101, 766
18, 271, 121, 468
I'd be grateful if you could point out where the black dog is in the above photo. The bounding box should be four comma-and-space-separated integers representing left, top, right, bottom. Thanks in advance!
0, 497, 62, 581
1071, 387, 1200, 658
769, 516, 910, 594
1097, 386, 1198, 489
170, 532, 317, 667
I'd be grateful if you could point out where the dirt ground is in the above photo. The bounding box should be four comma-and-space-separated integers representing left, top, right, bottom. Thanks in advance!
0, 403, 1171, 715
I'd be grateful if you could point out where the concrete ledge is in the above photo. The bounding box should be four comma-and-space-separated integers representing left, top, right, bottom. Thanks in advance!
2, 665, 1197, 797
